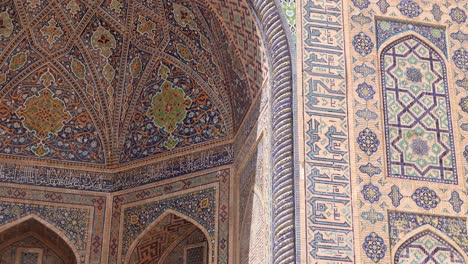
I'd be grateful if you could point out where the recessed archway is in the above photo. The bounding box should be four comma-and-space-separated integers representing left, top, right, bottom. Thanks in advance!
0, 216, 78, 264
126, 212, 211, 264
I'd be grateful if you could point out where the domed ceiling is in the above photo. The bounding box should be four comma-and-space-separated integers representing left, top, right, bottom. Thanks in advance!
0, 0, 265, 168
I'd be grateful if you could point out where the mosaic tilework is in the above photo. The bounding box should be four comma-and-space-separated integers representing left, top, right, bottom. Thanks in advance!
0, 0, 265, 168
301, 0, 354, 262
0, 1, 294, 263
0, 167, 231, 264
0, 185, 107, 263
109, 169, 230, 264
127, 214, 198, 263
342, 0, 468, 263
121, 59, 227, 162
0, 235, 66, 263
380, 35, 457, 183
0, 143, 233, 192
121, 188, 216, 254
388, 211, 468, 253
0, 201, 90, 251
394, 231, 465, 264
205, 0, 267, 100
0, 65, 104, 164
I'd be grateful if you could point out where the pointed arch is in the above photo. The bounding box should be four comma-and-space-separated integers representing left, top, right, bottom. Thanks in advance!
378, 31, 447, 60
158, 225, 199, 263
378, 34, 458, 184
0, 214, 80, 263
392, 225, 467, 263
125, 209, 214, 264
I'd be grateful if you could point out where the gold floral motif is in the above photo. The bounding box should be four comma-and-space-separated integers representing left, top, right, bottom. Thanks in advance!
40, 18, 63, 46
172, 3, 197, 30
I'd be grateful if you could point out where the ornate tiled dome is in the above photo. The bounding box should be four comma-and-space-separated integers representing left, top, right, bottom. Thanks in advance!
0, 0, 264, 168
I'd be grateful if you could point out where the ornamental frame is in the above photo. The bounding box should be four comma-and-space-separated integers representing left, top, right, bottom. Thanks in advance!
377, 32, 459, 184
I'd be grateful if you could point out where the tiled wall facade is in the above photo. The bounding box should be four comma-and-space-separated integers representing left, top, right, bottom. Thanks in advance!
0, 167, 232, 264
299, 0, 468, 263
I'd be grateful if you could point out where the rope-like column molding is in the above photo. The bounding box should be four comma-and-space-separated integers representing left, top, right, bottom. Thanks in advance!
249, 0, 296, 263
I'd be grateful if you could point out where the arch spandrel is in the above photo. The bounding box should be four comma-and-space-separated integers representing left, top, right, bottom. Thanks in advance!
394, 230, 467, 264
126, 211, 212, 264
0, 64, 106, 164
0, 215, 81, 264
120, 58, 228, 163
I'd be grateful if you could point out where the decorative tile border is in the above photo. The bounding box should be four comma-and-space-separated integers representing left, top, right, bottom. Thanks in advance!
0, 144, 233, 192
301, 0, 354, 262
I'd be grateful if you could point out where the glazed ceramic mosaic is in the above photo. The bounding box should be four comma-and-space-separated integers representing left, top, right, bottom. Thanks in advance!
299, 0, 468, 263
0, 0, 465, 263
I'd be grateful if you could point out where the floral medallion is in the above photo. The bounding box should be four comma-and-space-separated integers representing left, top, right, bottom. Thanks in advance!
17, 89, 71, 141
352, 32, 374, 56
129, 56, 142, 78
71, 58, 86, 80
361, 183, 381, 203
136, 15, 156, 40
91, 25, 116, 59
397, 0, 422, 18
356, 82, 375, 101
17, 87, 72, 157
66, 0, 80, 15
359, 163, 381, 177
411, 187, 440, 210
146, 76, 192, 150
357, 127, 379, 156
449, 191, 463, 213
351, 0, 370, 10
450, 7, 467, 24
9, 52, 27, 71
176, 44, 193, 62
388, 185, 403, 207
147, 80, 192, 133
362, 232, 386, 263
453, 48, 468, 71
172, 3, 197, 30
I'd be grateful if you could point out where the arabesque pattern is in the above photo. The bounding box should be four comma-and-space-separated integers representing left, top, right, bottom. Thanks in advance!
0, 66, 104, 163
0, 0, 264, 166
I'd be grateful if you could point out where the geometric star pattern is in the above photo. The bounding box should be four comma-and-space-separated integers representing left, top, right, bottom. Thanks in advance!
381, 36, 457, 183
395, 231, 465, 264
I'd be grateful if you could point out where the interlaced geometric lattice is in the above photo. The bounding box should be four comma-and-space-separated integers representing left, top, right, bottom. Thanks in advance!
380, 35, 457, 183
395, 231, 465, 264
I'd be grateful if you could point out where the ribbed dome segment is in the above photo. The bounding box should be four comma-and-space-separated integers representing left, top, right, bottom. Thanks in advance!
0, 0, 264, 167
